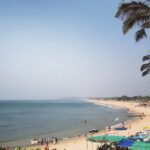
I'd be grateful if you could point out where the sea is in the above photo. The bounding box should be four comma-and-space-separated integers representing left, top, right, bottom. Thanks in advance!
0, 99, 129, 147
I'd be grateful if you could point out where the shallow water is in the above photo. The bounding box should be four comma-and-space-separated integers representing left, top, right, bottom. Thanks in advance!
0, 99, 129, 146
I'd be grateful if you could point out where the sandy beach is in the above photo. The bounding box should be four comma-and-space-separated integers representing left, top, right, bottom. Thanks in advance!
23, 99, 150, 150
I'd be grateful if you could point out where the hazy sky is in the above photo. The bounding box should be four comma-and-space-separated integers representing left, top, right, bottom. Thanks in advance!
0, 0, 150, 100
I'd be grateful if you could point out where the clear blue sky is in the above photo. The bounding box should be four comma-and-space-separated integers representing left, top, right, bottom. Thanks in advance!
0, 0, 149, 100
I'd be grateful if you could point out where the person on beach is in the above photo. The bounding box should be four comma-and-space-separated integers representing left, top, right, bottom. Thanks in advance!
52, 137, 57, 144
44, 145, 49, 150
41, 138, 44, 145
6, 145, 9, 150
106, 126, 111, 132
15, 146, 18, 150
129, 124, 131, 129
46, 139, 48, 146
122, 122, 125, 128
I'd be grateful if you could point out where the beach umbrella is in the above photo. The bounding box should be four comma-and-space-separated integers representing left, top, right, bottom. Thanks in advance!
87, 135, 124, 143
87, 136, 106, 142
117, 139, 135, 148
105, 135, 124, 142
130, 141, 150, 150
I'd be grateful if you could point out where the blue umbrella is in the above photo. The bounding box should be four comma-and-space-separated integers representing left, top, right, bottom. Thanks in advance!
117, 139, 135, 148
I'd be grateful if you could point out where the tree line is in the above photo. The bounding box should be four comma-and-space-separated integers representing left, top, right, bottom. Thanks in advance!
91, 95, 150, 102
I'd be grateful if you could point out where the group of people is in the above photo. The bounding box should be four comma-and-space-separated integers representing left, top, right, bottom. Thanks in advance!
0, 145, 9, 150
40, 138, 49, 145
44, 137, 57, 150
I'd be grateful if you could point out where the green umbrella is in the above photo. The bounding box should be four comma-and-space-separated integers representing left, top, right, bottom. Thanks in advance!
130, 141, 150, 150
87, 135, 124, 143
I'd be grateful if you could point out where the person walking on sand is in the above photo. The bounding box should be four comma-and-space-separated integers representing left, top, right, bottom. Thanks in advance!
46, 139, 48, 146
128, 123, 131, 135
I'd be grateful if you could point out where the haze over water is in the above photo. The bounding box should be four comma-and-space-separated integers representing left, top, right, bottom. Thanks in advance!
0, 99, 129, 146
0, 0, 149, 100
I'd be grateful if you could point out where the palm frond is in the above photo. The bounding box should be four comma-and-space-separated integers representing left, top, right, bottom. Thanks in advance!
142, 68, 150, 76
142, 21, 150, 28
116, 1, 150, 39
123, 15, 150, 34
135, 28, 147, 41
123, 17, 136, 34
115, 1, 150, 20
143, 55, 150, 61
141, 62, 150, 71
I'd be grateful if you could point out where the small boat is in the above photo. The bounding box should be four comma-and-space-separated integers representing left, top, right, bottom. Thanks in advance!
128, 113, 139, 117
115, 127, 127, 130
30, 139, 38, 145
89, 129, 99, 133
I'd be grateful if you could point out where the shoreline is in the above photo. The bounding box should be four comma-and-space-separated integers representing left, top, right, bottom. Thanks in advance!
1, 99, 127, 148
87, 99, 150, 135
4, 99, 150, 150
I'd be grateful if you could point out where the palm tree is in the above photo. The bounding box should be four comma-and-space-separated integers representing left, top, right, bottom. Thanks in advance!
115, 0, 150, 42
141, 54, 150, 76
116, 0, 150, 77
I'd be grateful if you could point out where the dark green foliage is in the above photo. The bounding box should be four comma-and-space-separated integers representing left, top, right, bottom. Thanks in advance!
92, 95, 150, 102
14, 146, 21, 150
143, 55, 150, 61
0, 147, 6, 150
35, 149, 41, 150
141, 54, 150, 76
135, 28, 147, 41
116, 1, 150, 77
115, 0, 150, 42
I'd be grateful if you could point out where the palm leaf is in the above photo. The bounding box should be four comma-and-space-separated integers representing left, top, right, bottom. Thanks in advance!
142, 68, 150, 76
141, 62, 150, 71
123, 15, 150, 34
115, 1, 150, 20
143, 55, 150, 61
135, 28, 147, 41
142, 21, 150, 28
116, 1, 150, 41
